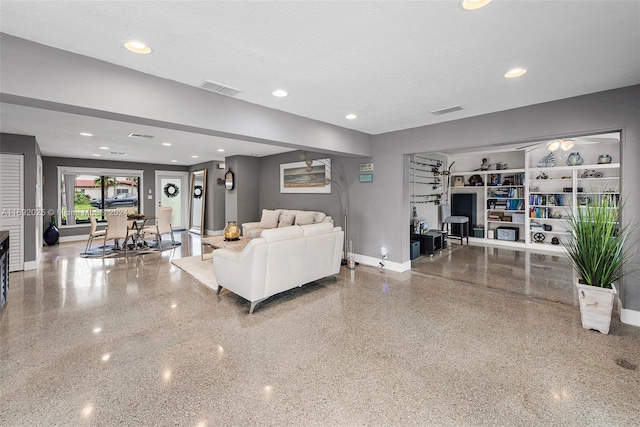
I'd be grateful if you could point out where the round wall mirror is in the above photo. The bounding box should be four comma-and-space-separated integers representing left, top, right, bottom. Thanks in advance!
225, 168, 234, 191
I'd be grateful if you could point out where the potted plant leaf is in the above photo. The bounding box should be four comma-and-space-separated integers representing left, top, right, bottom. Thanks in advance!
563, 193, 637, 334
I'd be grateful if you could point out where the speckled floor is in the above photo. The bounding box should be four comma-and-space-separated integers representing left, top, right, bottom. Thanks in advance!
1, 234, 639, 426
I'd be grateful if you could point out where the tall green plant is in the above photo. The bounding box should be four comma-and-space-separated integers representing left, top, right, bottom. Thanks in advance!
563, 194, 636, 288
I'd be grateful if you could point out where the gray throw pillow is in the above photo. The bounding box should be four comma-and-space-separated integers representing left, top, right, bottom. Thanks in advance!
278, 213, 296, 228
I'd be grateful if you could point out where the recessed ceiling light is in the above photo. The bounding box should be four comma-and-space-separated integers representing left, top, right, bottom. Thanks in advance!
345, 113, 358, 120
504, 68, 527, 78
461, 0, 492, 10
192, 155, 199, 158
99, 146, 109, 150
171, 160, 178, 163
80, 132, 93, 137
217, 149, 225, 152
162, 142, 172, 146
123, 40, 152, 55
272, 89, 288, 97
92, 154, 101, 157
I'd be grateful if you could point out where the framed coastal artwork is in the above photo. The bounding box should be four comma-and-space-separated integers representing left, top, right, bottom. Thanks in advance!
280, 158, 331, 193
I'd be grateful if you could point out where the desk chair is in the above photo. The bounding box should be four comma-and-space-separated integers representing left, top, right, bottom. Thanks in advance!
441, 203, 469, 245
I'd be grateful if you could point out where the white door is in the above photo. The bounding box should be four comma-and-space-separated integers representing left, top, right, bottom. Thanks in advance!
0, 154, 25, 271
155, 171, 189, 230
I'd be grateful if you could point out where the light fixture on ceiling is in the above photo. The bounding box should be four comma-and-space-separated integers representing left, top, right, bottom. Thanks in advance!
162, 142, 172, 146
80, 132, 93, 137
92, 153, 101, 157
192, 155, 199, 158
217, 149, 225, 152
345, 113, 358, 120
504, 68, 527, 78
171, 160, 177, 163
99, 146, 109, 150
123, 40, 152, 55
548, 139, 575, 152
272, 89, 288, 97
461, 0, 492, 10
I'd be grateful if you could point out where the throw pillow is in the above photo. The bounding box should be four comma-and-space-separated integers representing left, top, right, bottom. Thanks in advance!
295, 211, 316, 225
278, 213, 295, 228
314, 212, 327, 223
259, 209, 281, 229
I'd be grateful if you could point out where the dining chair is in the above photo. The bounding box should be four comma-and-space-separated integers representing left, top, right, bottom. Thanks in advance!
103, 209, 130, 256
142, 206, 175, 250
85, 210, 106, 253
441, 203, 469, 245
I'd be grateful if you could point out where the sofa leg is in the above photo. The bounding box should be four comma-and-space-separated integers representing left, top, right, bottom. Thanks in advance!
249, 301, 258, 314
216, 286, 223, 295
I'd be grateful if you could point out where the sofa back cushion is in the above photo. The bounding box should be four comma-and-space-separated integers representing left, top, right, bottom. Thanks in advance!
261, 225, 304, 242
259, 209, 281, 229
301, 222, 334, 236
294, 210, 316, 225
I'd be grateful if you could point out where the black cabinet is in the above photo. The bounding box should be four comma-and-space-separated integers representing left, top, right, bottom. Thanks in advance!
411, 231, 447, 255
452, 193, 477, 237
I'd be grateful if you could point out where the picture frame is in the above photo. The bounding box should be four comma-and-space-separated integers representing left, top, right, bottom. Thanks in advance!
280, 158, 331, 193
453, 176, 465, 187
359, 173, 373, 183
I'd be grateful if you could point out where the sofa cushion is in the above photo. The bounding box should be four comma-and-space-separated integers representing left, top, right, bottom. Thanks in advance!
295, 211, 316, 225
314, 212, 327, 223
259, 209, 281, 229
278, 213, 296, 228
246, 228, 265, 239
301, 222, 334, 236
261, 225, 304, 242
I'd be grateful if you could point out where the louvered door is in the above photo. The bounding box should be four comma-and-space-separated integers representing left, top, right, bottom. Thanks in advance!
0, 154, 24, 271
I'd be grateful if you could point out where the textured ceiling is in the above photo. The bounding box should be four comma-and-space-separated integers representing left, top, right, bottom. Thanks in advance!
1, 0, 639, 163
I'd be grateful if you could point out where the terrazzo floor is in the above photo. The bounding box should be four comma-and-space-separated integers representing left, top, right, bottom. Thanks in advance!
1, 233, 639, 426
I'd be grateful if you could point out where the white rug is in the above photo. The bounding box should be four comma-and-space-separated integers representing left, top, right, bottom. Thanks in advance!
171, 255, 218, 291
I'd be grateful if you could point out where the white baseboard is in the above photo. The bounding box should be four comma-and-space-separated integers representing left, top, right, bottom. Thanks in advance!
58, 235, 88, 243
23, 260, 37, 271
620, 306, 640, 327
354, 253, 411, 273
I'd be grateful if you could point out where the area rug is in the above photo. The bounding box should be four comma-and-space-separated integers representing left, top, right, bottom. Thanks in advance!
171, 255, 218, 291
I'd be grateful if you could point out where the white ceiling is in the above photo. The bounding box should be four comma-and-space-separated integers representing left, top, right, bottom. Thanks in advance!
1, 1, 639, 164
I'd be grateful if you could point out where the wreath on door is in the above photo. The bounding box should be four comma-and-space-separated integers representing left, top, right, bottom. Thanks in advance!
164, 183, 179, 198
193, 185, 203, 199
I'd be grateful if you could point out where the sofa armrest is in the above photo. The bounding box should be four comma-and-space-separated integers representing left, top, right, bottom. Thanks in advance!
242, 221, 261, 237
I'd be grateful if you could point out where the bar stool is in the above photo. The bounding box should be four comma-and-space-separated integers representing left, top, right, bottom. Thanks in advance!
441, 204, 469, 244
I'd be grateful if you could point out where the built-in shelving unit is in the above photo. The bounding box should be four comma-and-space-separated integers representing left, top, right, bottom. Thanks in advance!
443, 132, 621, 252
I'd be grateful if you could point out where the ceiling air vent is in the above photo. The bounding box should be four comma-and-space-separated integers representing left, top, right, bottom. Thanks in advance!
199, 80, 242, 97
430, 105, 463, 115
127, 133, 154, 139
110, 151, 127, 156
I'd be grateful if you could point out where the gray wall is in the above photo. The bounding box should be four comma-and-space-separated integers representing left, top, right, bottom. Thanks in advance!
188, 161, 227, 232
0, 133, 40, 263
367, 85, 640, 310
225, 156, 260, 227
42, 156, 188, 237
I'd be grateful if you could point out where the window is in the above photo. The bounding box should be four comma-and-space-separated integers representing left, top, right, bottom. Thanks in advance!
57, 167, 143, 227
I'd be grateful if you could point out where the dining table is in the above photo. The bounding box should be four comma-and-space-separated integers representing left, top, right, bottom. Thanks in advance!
127, 214, 155, 250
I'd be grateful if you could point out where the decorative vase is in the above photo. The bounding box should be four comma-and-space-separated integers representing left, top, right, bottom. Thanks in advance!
566, 152, 584, 166
44, 215, 59, 246
597, 154, 612, 164
223, 221, 240, 241
576, 280, 616, 334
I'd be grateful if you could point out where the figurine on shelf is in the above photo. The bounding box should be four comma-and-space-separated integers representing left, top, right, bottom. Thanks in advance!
566, 152, 584, 166
537, 152, 556, 168
480, 158, 490, 171
536, 172, 549, 180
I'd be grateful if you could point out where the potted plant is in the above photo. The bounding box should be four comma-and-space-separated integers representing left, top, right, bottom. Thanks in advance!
563, 194, 637, 334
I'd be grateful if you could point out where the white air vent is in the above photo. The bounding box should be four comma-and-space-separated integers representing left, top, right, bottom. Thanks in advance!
199, 80, 242, 97
110, 151, 127, 155
430, 105, 463, 115
128, 133, 154, 139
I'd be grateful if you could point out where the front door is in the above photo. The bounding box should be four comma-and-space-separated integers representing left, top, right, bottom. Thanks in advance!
155, 171, 189, 230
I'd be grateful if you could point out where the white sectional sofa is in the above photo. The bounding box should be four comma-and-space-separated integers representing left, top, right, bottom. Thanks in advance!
242, 208, 333, 239
213, 222, 344, 314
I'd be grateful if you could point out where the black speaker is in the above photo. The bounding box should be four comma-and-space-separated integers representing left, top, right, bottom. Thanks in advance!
451, 193, 477, 237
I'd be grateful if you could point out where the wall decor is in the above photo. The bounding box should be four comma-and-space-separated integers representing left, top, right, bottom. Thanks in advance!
359, 173, 373, 183
164, 182, 179, 198
224, 168, 234, 191
359, 163, 374, 172
453, 176, 465, 187
280, 158, 331, 193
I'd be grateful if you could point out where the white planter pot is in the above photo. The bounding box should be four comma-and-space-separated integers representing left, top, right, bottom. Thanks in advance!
576, 280, 617, 334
